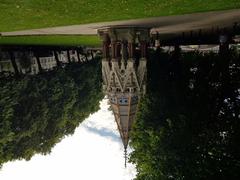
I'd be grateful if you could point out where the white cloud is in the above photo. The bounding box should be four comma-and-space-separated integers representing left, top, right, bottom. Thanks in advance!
0, 98, 136, 180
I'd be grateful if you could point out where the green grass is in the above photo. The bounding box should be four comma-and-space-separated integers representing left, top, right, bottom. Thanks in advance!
0, 35, 101, 46
0, 0, 239, 46
0, 0, 240, 32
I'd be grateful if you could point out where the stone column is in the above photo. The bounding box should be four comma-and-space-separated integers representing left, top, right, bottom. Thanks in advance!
140, 41, 147, 58
121, 41, 128, 60
103, 41, 110, 59
111, 41, 117, 59
102, 33, 110, 59
128, 41, 135, 59
116, 43, 121, 59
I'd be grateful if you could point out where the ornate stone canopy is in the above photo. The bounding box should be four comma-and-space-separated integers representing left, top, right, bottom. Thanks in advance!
99, 27, 150, 167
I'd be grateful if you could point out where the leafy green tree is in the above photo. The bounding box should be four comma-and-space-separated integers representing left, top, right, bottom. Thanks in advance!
0, 58, 103, 168
130, 49, 240, 180
18, 52, 32, 69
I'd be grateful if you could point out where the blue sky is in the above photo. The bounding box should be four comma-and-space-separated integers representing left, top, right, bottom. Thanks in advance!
0, 98, 136, 180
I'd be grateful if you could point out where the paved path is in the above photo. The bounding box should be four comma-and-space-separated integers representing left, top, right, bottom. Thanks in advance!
1, 9, 240, 36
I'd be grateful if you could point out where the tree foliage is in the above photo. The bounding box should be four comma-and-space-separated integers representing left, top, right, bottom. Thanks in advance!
130, 49, 240, 180
19, 52, 32, 69
0, 59, 103, 168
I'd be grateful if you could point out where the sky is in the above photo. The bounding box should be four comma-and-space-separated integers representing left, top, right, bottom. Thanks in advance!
0, 98, 136, 180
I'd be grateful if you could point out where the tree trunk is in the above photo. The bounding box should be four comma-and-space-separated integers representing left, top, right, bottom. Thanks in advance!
173, 45, 181, 59
219, 43, 229, 57
90, 50, 94, 60
67, 50, 71, 64
9, 51, 19, 75
54, 51, 61, 67
171, 45, 182, 77
76, 49, 81, 63
85, 53, 88, 62
36, 54, 43, 73
219, 38, 230, 84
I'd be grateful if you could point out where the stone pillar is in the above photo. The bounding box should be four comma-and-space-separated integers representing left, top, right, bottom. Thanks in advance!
121, 41, 128, 60
140, 41, 147, 58
102, 33, 110, 59
103, 41, 110, 59
111, 41, 117, 59
116, 43, 121, 59
128, 41, 135, 59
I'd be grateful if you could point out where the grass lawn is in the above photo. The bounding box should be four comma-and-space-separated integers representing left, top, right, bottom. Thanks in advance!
0, 35, 101, 46
0, 0, 240, 32
0, 0, 239, 46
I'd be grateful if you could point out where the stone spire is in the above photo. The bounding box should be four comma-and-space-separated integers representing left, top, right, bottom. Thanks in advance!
99, 27, 149, 167
124, 148, 127, 168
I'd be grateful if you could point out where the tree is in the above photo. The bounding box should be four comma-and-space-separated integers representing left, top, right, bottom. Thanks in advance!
53, 50, 61, 67
0, 58, 103, 168
8, 51, 19, 75
130, 49, 240, 180
76, 49, 81, 63
35, 53, 43, 73
67, 50, 71, 63
90, 50, 94, 60
18, 52, 32, 72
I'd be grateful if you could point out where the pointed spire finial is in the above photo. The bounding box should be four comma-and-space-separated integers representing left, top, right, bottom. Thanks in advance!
124, 148, 127, 168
